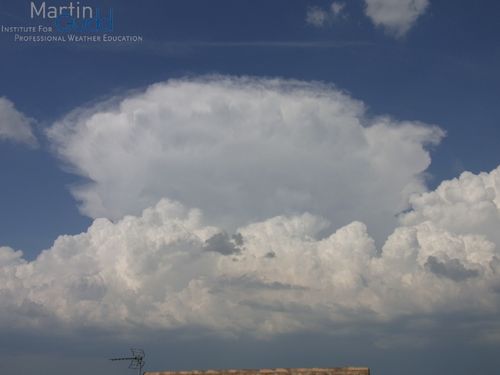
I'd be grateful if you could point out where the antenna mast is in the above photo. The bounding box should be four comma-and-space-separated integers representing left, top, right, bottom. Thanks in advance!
110, 348, 146, 375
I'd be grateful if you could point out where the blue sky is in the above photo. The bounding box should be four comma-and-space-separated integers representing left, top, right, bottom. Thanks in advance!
1, 1, 500, 374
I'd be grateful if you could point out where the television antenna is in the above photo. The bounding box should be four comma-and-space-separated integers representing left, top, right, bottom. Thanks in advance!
110, 348, 145, 375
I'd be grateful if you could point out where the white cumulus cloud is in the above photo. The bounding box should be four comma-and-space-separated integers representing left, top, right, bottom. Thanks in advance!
364, 0, 430, 37
306, 2, 346, 27
47, 76, 444, 244
0, 97, 37, 146
0, 166, 500, 338
306, 6, 330, 27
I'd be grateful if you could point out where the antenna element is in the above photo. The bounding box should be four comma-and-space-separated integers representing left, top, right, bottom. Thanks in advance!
110, 348, 145, 375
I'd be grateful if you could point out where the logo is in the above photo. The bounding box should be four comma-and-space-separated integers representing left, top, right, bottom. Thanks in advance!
0, 2, 143, 43
31, 2, 113, 33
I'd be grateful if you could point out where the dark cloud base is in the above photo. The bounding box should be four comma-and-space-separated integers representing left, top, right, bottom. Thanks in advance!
1, 327, 499, 375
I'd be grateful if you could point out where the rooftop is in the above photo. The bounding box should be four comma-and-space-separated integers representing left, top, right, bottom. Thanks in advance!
145, 368, 370, 375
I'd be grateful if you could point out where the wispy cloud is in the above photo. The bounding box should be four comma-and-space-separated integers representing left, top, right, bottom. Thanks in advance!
0, 97, 38, 147
64, 39, 374, 59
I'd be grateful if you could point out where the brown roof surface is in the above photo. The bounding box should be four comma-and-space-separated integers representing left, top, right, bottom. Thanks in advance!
146, 368, 370, 375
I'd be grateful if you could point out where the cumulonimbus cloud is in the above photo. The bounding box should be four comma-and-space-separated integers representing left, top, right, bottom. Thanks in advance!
0, 97, 37, 146
47, 76, 444, 244
0, 166, 499, 339
2, 76, 497, 342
